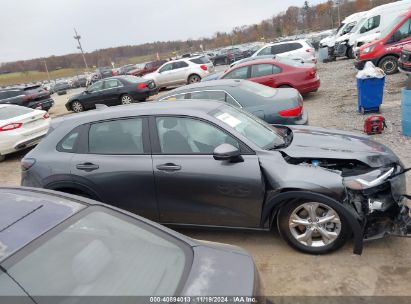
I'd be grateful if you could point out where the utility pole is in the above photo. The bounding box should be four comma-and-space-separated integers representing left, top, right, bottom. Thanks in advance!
73, 28, 89, 70
42, 59, 51, 83
336, 0, 341, 25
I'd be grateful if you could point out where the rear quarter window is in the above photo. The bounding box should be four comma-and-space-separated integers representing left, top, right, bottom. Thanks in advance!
57, 127, 82, 153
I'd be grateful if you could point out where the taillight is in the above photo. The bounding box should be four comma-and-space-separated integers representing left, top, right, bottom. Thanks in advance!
200, 64, 207, 71
21, 158, 36, 171
306, 49, 311, 52
278, 105, 303, 117
22, 95, 32, 101
0, 122, 23, 132
137, 83, 147, 89
43, 112, 50, 119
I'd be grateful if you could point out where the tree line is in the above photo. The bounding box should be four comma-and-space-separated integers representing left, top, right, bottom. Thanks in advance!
0, 0, 396, 74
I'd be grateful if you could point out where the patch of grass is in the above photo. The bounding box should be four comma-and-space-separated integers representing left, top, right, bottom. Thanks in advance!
0, 68, 86, 87
0, 52, 176, 87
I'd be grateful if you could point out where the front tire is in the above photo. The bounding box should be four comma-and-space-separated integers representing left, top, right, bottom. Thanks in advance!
120, 94, 134, 105
277, 199, 349, 254
378, 56, 399, 75
70, 100, 84, 113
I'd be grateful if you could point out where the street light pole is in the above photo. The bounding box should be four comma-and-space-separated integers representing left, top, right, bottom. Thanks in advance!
73, 28, 89, 70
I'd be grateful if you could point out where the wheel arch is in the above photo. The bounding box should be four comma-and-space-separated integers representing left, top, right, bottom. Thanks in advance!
45, 181, 101, 201
262, 190, 364, 255
376, 53, 400, 66
187, 73, 201, 82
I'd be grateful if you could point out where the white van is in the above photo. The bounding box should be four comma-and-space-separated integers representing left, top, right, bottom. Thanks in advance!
320, 11, 367, 49
335, 0, 411, 58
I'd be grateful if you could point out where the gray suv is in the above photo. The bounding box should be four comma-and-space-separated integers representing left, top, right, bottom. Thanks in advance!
21, 101, 410, 254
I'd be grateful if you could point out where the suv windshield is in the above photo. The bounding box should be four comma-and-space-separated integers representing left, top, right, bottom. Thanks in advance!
211, 105, 285, 149
1, 209, 191, 296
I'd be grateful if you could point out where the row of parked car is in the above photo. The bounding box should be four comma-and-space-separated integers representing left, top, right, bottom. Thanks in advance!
320, 0, 411, 75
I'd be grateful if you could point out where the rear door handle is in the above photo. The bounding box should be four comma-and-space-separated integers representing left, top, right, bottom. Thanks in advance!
156, 163, 181, 172
76, 162, 99, 172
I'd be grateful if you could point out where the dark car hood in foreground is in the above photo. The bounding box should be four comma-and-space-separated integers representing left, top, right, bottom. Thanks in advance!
182, 240, 257, 296
281, 125, 400, 168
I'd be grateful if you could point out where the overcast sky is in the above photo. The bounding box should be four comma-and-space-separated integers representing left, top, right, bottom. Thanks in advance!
0, 0, 324, 63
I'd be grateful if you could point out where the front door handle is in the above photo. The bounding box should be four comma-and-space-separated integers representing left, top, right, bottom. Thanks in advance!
76, 162, 99, 172
156, 163, 181, 172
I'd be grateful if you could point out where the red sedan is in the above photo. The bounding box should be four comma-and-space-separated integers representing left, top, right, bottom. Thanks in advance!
219, 58, 320, 94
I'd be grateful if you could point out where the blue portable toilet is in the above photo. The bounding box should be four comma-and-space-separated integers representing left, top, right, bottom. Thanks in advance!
402, 88, 411, 136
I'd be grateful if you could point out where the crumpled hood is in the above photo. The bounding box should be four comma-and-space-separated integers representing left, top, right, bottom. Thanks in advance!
281, 125, 400, 168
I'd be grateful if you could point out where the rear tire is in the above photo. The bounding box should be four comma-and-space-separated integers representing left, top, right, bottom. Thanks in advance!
120, 94, 134, 105
187, 74, 201, 84
378, 56, 399, 75
70, 100, 84, 113
0, 155, 5, 162
277, 199, 350, 254
278, 85, 292, 89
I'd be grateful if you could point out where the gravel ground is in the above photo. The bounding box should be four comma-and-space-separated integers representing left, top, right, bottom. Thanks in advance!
0, 60, 410, 296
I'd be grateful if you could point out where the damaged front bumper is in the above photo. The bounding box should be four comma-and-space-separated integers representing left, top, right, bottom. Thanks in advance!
344, 164, 411, 246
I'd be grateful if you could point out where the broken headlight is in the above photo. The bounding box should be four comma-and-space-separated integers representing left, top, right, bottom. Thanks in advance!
343, 167, 395, 190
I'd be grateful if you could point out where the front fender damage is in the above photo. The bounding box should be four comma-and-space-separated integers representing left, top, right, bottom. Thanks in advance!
258, 150, 410, 254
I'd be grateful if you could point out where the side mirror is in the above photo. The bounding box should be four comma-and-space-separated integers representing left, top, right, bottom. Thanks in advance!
213, 144, 243, 162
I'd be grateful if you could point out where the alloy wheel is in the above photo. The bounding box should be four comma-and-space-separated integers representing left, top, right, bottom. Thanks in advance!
71, 101, 83, 113
288, 202, 341, 247
188, 75, 201, 83
121, 95, 133, 104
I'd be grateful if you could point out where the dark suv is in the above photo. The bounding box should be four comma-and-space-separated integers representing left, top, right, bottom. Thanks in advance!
127, 60, 168, 77
0, 85, 54, 111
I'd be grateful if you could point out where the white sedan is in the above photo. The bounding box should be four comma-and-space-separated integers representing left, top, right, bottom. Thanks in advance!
0, 104, 50, 161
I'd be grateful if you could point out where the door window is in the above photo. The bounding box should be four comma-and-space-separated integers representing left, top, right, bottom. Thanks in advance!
88, 81, 104, 92
172, 61, 189, 69
104, 79, 122, 89
285, 43, 303, 52
257, 46, 272, 56
360, 15, 381, 34
388, 18, 411, 43
0, 92, 8, 99
159, 63, 173, 73
156, 117, 239, 154
88, 118, 144, 154
271, 44, 287, 55
251, 64, 276, 77
222, 66, 249, 79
